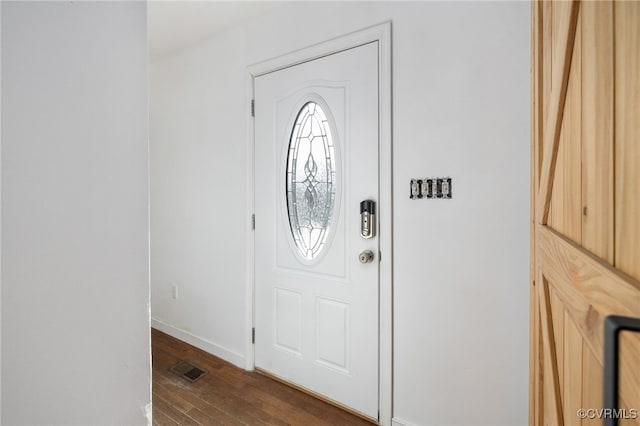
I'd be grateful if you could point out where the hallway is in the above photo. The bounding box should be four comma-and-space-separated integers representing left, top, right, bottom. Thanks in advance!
152, 329, 373, 425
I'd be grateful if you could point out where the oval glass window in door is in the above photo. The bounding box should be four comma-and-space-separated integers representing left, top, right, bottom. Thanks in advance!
286, 101, 337, 260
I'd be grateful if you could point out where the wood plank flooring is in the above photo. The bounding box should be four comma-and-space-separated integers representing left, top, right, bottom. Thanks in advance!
152, 328, 374, 426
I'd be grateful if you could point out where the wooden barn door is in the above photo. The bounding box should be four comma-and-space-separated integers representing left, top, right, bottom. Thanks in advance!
531, 1, 640, 425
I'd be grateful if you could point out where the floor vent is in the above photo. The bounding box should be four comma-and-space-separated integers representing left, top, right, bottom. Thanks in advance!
169, 360, 207, 383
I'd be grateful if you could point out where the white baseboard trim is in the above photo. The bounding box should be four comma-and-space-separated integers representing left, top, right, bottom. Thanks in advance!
392, 418, 415, 426
151, 318, 245, 368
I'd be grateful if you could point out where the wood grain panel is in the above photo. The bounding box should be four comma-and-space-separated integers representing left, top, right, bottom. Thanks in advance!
547, 136, 562, 232
537, 225, 640, 410
530, 3, 543, 422
541, 0, 554, 139
550, 289, 565, 399
533, 3, 640, 425
581, 344, 603, 426
532, 0, 543, 193
537, 226, 640, 360
618, 396, 640, 426
539, 273, 564, 425
562, 314, 583, 426
548, 14, 582, 243
551, 1, 574, 83
533, 279, 544, 426
614, 0, 640, 280
581, 0, 614, 263
537, 0, 580, 225
561, 15, 582, 245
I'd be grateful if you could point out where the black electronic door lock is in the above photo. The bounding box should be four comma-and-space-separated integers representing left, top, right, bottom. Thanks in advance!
360, 200, 376, 239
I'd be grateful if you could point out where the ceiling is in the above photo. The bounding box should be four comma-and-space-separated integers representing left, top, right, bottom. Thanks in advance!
148, 1, 285, 59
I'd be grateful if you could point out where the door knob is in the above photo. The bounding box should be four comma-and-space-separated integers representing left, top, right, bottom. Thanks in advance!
359, 250, 374, 264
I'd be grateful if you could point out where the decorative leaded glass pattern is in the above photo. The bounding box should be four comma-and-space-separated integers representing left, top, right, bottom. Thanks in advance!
286, 101, 336, 260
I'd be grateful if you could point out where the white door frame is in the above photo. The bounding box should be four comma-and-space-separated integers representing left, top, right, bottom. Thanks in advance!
245, 22, 392, 425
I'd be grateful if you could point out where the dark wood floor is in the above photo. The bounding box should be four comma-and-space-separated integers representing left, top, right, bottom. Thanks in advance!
152, 328, 374, 426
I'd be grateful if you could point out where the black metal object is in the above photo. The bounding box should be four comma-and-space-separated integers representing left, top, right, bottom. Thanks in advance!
603, 315, 640, 426
170, 360, 208, 383
360, 199, 375, 215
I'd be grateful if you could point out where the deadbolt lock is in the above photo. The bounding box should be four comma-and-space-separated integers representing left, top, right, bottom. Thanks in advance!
359, 250, 375, 264
360, 200, 376, 239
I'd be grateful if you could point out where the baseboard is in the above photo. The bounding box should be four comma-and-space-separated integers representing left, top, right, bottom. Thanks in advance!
392, 417, 415, 426
151, 318, 245, 368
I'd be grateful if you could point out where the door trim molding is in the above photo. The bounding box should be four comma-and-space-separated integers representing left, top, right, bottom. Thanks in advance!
245, 22, 393, 425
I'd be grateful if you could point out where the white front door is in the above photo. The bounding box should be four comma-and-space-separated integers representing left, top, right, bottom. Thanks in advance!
254, 41, 379, 419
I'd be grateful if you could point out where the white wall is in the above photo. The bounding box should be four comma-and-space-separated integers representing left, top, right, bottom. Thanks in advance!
2, 2, 150, 424
150, 30, 249, 364
150, 2, 530, 425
